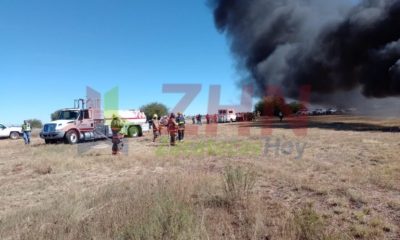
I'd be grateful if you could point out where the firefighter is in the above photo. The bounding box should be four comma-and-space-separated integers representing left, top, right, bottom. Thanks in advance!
21, 120, 31, 145
111, 114, 124, 155
213, 114, 217, 123
167, 113, 178, 146
196, 114, 202, 125
177, 112, 185, 142
151, 114, 160, 142
160, 116, 168, 135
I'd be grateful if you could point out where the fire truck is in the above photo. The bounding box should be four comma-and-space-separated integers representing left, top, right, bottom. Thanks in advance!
104, 110, 148, 138
40, 99, 148, 144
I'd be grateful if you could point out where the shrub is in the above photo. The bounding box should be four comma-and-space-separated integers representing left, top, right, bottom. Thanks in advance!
222, 165, 257, 205
27, 118, 43, 128
119, 189, 198, 240
140, 102, 169, 120
293, 204, 325, 240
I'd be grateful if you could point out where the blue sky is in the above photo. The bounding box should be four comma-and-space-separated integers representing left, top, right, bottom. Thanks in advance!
0, 0, 244, 125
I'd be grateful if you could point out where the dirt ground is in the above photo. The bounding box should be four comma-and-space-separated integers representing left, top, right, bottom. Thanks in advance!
0, 115, 399, 240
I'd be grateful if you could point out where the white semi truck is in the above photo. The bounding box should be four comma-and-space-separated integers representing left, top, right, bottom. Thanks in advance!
40, 99, 148, 144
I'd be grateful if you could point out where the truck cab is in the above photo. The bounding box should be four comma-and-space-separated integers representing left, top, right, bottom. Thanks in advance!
40, 107, 109, 144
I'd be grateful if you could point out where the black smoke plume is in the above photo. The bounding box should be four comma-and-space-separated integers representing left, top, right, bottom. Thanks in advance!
209, 0, 400, 100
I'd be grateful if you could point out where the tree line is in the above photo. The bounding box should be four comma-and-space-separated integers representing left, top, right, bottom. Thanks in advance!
254, 96, 306, 116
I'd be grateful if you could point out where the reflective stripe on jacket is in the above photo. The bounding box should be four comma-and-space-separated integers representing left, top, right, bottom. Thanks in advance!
22, 123, 31, 132
177, 116, 185, 125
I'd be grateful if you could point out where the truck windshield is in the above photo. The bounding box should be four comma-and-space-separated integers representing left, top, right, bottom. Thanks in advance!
58, 111, 79, 120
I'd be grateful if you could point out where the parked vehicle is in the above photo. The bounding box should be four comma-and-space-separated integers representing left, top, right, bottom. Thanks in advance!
296, 109, 309, 116
40, 99, 109, 144
236, 113, 245, 122
236, 112, 255, 122
0, 124, 22, 140
105, 110, 148, 138
218, 109, 237, 123
313, 109, 325, 115
40, 99, 148, 144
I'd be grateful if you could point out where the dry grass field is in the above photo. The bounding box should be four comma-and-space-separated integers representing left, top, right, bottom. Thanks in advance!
0, 115, 399, 240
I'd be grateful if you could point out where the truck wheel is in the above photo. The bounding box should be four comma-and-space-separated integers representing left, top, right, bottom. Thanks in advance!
128, 126, 139, 138
9, 132, 20, 140
65, 130, 79, 144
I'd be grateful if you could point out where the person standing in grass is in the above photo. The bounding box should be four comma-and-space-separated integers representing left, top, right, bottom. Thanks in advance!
111, 114, 124, 155
167, 113, 178, 146
151, 114, 161, 143
176, 112, 185, 142
213, 114, 217, 123
22, 120, 31, 144
196, 114, 202, 125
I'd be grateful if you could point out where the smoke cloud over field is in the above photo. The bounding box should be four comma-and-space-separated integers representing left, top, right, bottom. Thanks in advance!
209, 0, 400, 103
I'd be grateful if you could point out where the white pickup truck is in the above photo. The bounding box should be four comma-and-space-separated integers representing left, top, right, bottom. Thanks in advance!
0, 124, 22, 140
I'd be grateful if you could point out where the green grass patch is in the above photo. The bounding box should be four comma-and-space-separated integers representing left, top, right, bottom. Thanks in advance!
155, 139, 263, 159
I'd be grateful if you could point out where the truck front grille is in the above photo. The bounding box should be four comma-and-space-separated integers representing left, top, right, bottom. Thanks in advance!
43, 124, 56, 133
